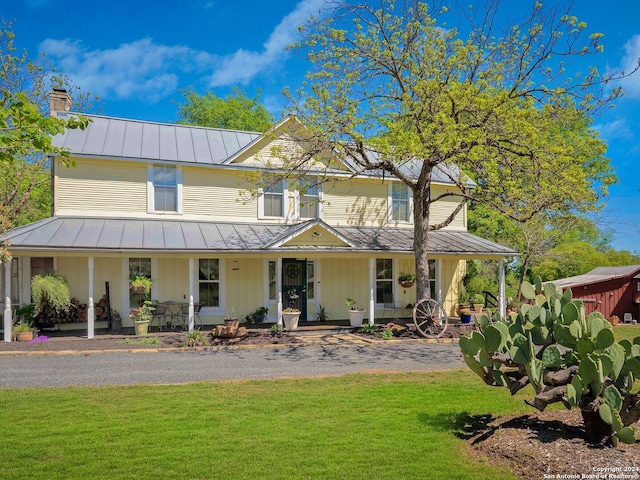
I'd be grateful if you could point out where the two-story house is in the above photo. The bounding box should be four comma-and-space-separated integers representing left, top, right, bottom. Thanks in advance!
1, 90, 515, 340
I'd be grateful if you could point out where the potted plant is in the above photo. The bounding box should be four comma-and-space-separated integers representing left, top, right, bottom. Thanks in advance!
459, 307, 472, 324
282, 307, 301, 330
31, 273, 72, 323
470, 293, 484, 313
129, 300, 155, 336
252, 306, 269, 323
346, 298, 365, 327
314, 303, 331, 322
397, 272, 416, 288
12, 321, 35, 342
130, 275, 152, 295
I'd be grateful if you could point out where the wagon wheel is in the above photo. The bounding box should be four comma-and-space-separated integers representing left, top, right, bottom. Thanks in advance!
413, 298, 448, 338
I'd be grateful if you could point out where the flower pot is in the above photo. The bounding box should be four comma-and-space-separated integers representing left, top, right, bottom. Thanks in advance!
133, 320, 150, 336
15, 330, 34, 342
282, 312, 300, 330
399, 280, 414, 288
348, 309, 365, 327
460, 313, 472, 324
473, 304, 483, 313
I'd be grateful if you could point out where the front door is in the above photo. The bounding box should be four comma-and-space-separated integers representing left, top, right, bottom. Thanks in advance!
282, 259, 307, 321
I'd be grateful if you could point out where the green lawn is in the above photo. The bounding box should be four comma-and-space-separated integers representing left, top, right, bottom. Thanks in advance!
614, 324, 640, 342
0, 370, 530, 480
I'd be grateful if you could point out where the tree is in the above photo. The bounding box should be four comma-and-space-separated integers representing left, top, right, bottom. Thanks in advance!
280, 0, 637, 302
177, 87, 274, 132
0, 21, 89, 261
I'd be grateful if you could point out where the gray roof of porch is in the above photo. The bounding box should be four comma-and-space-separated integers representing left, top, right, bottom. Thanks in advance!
2, 217, 517, 257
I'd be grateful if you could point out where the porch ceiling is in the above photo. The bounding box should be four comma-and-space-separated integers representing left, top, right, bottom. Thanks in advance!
2, 216, 517, 257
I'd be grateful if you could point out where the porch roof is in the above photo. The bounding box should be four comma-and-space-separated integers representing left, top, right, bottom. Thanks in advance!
3, 217, 517, 257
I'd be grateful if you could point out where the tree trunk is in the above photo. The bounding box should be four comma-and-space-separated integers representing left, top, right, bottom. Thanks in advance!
581, 400, 613, 444
413, 178, 431, 301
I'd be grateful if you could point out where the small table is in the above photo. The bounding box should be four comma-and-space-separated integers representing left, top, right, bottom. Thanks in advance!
161, 302, 188, 330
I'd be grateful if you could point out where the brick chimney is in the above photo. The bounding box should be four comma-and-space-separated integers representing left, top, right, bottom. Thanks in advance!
49, 88, 72, 116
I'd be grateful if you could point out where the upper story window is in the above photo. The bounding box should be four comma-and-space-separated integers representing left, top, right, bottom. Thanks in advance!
299, 178, 319, 219
390, 183, 411, 222
263, 181, 284, 218
153, 165, 177, 212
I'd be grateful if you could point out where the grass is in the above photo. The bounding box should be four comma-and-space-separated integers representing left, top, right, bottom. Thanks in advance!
613, 324, 640, 342
0, 370, 531, 480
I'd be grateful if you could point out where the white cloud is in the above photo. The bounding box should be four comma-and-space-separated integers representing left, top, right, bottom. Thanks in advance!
209, 0, 325, 87
40, 37, 215, 102
619, 34, 640, 99
593, 118, 634, 141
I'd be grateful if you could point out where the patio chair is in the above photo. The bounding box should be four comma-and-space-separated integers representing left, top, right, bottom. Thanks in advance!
151, 304, 169, 331
623, 313, 633, 324
175, 303, 204, 329
383, 301, 409, 320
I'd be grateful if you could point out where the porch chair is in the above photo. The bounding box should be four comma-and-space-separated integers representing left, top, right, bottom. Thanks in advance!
623, 313, 633, 324
175, 303, 204, 329
150, 304, 169, 331
382, 301, 409, 320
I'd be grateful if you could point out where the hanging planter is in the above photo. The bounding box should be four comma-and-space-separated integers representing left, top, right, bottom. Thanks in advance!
397, 273, 416, 288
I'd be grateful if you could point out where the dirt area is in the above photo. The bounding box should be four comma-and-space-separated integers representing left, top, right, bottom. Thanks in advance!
464, 409, 640, 479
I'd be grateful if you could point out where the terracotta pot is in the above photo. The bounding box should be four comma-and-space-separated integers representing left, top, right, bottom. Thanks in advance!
16, 331, 34, 342
473, 304, 483, 313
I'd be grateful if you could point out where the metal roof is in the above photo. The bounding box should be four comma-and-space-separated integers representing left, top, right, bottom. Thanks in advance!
552, 265, 640, 289
3, 217, 517, 256
52, 114, 470, 186
53, 113, 262, 165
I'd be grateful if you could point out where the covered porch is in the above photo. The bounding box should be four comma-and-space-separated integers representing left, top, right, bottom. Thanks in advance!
1, 216, 516, 341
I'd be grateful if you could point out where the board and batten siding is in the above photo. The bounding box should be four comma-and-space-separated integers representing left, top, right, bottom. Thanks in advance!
55, 158, 147, 215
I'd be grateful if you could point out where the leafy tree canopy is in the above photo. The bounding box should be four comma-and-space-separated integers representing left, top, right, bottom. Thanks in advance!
177, 86, 274, 132
0, 20, 90, 261
282, 0, 637, 300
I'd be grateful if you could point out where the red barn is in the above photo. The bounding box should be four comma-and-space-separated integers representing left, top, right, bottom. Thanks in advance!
551, 265, 640, 322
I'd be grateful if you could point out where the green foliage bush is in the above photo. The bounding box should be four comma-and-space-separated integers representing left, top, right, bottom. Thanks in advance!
31, 273, 71, 316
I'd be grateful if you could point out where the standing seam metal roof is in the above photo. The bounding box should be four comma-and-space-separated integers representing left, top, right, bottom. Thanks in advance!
3, 217, 517, 256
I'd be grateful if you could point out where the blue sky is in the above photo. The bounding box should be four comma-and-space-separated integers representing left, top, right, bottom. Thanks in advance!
4, 0, 640, 253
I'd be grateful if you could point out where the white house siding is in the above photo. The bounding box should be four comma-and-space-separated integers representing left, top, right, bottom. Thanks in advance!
55, 158, 147, 216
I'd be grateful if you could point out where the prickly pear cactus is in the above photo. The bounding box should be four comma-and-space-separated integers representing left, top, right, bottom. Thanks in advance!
460, 276, 640, 445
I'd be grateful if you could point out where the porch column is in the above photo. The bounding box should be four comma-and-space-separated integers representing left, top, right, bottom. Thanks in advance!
277, 258, 283, 325
498, 258, 506, 319
188, 258, 194, 333
87, 256, 95, 339
4, 260, 12, 342
436, 259, 442, 303
368, 257, 375, 326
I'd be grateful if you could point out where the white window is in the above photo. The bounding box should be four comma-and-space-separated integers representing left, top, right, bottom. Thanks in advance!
149, 164, 182, 213
390, 183, 411, 223
263, 181, 284, 218
198, 259, 220, 307
376, 259, 394, 304
299, 179, 319, 219
129, 258, 151, 307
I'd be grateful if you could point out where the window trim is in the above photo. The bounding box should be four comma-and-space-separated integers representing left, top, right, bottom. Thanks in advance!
388, 182, 412, 224
258, 181, 287, 219
196, 258, 223, 313
375, 258, 394, 305
147, 164, 183, 214
297, 178, 322, 220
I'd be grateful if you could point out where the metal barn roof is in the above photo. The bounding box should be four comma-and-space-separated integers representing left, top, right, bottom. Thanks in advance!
552, 265, 640, 289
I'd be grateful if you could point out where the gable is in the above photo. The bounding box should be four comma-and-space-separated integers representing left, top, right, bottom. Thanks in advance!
280, 225, 351, 248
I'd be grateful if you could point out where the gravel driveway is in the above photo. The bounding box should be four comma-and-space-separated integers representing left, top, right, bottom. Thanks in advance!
0, 342, 465, 388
